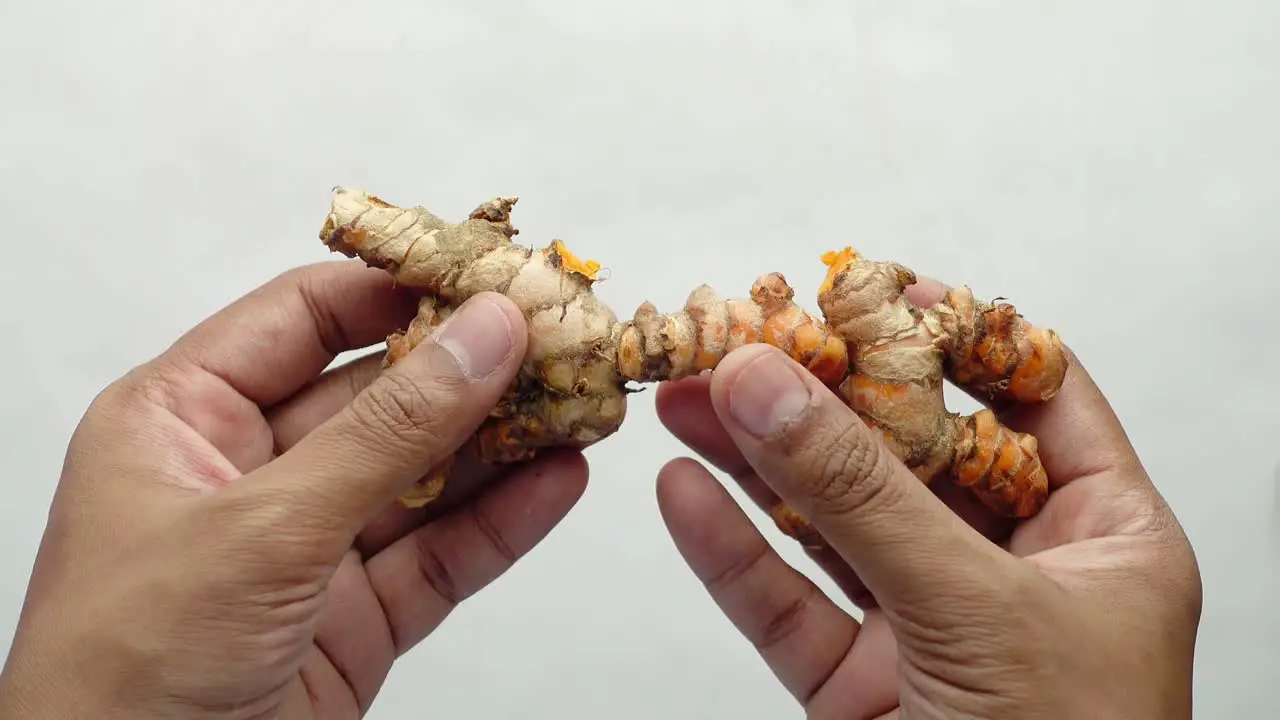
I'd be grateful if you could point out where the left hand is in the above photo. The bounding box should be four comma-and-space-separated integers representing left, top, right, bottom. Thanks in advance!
0, 261, 589, 719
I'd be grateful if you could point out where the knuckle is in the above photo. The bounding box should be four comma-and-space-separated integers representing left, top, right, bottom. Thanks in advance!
705, 539, 769, 594
351, 371, 451, 448
799, 414, 903, 518
471, 505, 518, 565
205, 487, 333, 579
294, 272, 351, 356
274, 263, 330, 288
755, 580, 821, 652
413, 530, 461, 606
118, 361, 184, 409
73, 365, 178, 442
344, 355, 381, 401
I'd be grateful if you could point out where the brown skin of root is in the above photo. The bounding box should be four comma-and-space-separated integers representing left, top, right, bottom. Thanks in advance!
382, 299, 550, 506
769, 503, 828, 550
317, 188, 1059, 530
319, 188, 849, 510
322, 190, 1064, 530
384, 296, 452, 367
751, 274, 849, 387
618, 272, 848, 388
766, 247, 1067, 546
934, 287, 1069, 406
382, 296, 456, 507
382, 271, 850, 509
397, 455, 454, 509
952, 409, 1048, 518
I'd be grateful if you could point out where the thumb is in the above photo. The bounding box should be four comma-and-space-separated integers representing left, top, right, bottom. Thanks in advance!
239, 291, 526, 544
707, 344, 1010, 614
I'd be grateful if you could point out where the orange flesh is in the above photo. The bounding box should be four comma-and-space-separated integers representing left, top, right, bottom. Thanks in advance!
819, 247, 857, 295
550, 239, 602, 280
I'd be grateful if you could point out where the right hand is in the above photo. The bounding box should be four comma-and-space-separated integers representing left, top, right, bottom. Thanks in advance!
653, 278, 1202, 719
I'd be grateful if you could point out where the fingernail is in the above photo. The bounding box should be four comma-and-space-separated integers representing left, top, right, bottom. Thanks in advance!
728, 351, 813, 438
434, 296, 515, 379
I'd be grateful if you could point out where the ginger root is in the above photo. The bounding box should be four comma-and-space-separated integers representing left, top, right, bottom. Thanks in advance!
319, 187, 846, 507
316, 187, 1068, 540
767, 248, 1069, 544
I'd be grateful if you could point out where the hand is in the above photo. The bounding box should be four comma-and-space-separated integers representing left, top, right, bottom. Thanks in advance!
0, 262, 589, 719
653, 276, 1202, 719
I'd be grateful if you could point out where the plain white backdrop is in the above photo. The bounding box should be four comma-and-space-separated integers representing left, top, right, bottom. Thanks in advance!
2, 1, 1277, 717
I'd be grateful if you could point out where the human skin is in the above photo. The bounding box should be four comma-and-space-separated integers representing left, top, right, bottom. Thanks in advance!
654, 277, 1203, 719
0, 258, 1202, 719
0, 261, 590, 719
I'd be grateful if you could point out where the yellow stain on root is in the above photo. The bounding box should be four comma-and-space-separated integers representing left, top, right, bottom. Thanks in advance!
550, 239, 602, 280
819, 246, 858, 295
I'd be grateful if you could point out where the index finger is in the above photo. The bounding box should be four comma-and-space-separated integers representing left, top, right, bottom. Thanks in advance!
151, 260, 418, 408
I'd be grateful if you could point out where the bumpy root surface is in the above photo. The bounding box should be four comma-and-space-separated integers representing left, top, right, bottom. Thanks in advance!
765, 247, 1068, 545
318, 188, 849, 509
317, 189, 1068, 530
619, 273, 849, 387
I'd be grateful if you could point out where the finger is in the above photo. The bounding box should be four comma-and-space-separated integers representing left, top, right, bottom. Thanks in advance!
311, 551, 396, 713
267, 353, 528, 558
656, 375, 783, 511
900, 273, 949, 312
266, 352, 385, 453
658, 377, 875, 606
156, 260, 418, 407
803, 454, 1019, 609
364, 450, 588, 655
809, 611, 901, 719
657, 374, 1013, 610
706, 344, 1008, 613
905, 275, 1142, 484
657, 374, 1015, 542
657, 377, 874, 607
242, 292, 526, 544
295, 646, 361, 718
656, 457, 858, 705
996, 355, 1144, 484
908, 275, 1164, 550
804, 545, 878, 610
353, 440, 513, 559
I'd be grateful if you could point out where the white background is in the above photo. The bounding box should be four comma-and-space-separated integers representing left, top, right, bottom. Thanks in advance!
2, 1, 1277, 717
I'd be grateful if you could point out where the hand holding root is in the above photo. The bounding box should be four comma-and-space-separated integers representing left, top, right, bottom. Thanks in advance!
318, 188, 848, 508
317, 187, 1068, 535
653, 339, 1200, 719
777, 247, 1069, 542
0, 263, 592, 719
